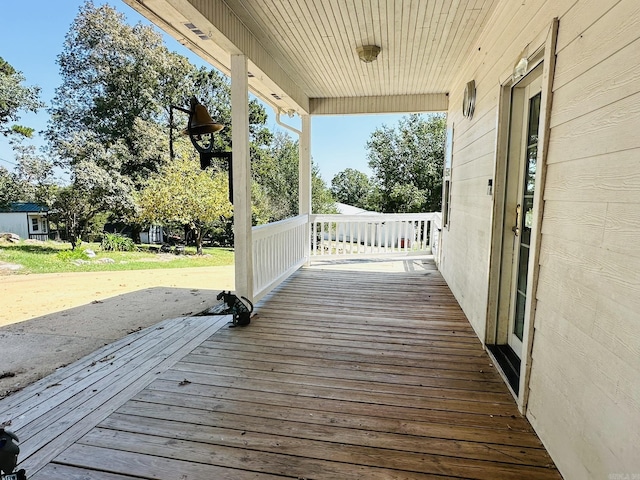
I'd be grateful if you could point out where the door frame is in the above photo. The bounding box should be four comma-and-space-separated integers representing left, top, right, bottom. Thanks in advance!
485, 19, 558, 413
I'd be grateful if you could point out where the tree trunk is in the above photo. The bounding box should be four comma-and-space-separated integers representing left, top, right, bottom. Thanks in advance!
195, 232, 203, 255
131, 224, 142, 244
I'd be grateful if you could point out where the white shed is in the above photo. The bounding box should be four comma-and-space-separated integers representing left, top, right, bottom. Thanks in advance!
0, 202, 49, 241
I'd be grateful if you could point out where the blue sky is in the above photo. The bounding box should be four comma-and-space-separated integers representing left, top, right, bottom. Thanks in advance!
0, 0, 406, 184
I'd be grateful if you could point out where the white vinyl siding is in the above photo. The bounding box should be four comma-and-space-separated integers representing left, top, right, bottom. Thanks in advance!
441, 0, 640, 478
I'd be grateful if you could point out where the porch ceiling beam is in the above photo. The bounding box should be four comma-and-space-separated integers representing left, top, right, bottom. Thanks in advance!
123, 0, 310, 114
309, 94, 449, 115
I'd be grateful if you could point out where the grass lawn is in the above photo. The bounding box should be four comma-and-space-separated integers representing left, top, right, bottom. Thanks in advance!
0, 240, 234, 274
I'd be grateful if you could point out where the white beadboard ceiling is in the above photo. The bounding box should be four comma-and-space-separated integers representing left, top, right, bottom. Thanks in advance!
123, 0, 499, 115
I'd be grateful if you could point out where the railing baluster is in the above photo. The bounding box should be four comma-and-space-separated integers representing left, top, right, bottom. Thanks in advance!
312, 220, 316, 256
391, 221, 397, 252
321, 222, 326, 256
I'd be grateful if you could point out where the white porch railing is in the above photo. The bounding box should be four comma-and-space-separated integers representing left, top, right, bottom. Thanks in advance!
431, 212, 442, 266
251, 212, 438, 302
252, 214, 308, 302
310, 213, 438, 259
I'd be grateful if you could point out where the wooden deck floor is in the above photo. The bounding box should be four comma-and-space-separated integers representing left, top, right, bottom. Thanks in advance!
1, 258, 561, 479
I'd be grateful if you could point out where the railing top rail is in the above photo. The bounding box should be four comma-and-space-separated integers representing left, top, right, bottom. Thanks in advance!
252, 214, 308, 240
311, 212, 437, 222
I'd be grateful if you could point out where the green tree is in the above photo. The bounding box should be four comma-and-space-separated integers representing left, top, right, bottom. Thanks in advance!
253, 131, 336, 221
46, 2, 191, 184
137, 157, 232, 254
51, 184, 95, 249
52, 130, 139, 241
45, 2, 270, 240
330, 168, 371, 208
252, 131, 300, 221
312, 163, 339, 215
0, 166, 22, 208
13, 145, 56, 205
0, 57, 44, 139
366, 113, 446, 213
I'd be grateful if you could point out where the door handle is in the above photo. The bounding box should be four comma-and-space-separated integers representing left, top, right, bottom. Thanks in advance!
512, 203, 521, 236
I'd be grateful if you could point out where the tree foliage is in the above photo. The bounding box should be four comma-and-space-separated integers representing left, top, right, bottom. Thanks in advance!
46, 2, 191, 183
51, 185, 95, 249
44, 1, 271, 245
252, 131, 336, 221
13, 144, 56, 206
0, 56, 44, 139
137, 157, 232, 253
366, 113, 446, 213
312, 163, 339, 215
252, 131, 300, 222
330, 168, 371, 208
0, 166, 22, 208
0, 146, 56, 209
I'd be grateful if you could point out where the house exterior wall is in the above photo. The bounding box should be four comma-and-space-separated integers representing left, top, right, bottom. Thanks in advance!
0, 212, 29, 239
440, 0, 640, 478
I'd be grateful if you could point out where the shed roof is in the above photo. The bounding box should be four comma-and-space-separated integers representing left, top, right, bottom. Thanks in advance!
0, 202, 49, 213
336, 202, 375, 215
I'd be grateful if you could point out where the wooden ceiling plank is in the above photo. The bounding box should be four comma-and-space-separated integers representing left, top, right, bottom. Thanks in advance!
423, 0, 456, 89
421, 0, 447, 91
342, 1, 368, 96
391, 0, 403, 89
352, 0, 374, 96
368, 0, 384, 96
413, 0, 440, 94
270, 0, 324, 94
440, 0, 489, 86
324, 0, 353, 97
405, 0, 424, 93
296, 0, 339, 95
441, 0, 488, 83
301, 3, 352, 95
405, 0, 427, 94
430, 0, 482, 89
313, 0, 357, 97
128, 0, 502, 113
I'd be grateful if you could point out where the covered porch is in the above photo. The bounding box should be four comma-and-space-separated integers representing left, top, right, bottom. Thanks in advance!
3, 258, 560, 479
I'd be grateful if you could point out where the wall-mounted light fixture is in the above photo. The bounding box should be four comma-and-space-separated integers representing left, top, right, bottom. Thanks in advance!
513, 57, 529, 81
356, 45, 381, 63
462, 80, 476, 119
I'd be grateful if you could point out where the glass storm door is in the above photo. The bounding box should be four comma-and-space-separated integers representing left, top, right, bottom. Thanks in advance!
509, 89, 541, 355
496, 65, 542, 362
501, 67, 542, 359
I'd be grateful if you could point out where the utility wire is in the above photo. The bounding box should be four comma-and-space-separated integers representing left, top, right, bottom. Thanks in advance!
0, 156, 17, 166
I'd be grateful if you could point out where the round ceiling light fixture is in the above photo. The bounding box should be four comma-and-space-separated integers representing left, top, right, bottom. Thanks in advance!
357, 45, 381, 63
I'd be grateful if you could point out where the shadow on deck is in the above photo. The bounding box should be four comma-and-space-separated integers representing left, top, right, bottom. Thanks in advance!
1, 258, 561, 479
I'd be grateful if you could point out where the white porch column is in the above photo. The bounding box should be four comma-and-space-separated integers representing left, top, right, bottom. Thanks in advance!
299, 114, 312, 215
231, 54, 253, 301
299, 114, 312, 263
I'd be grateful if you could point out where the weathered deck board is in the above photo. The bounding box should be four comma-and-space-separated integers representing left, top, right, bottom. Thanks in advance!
1, 314, 229, 475
15, 259, 560, 479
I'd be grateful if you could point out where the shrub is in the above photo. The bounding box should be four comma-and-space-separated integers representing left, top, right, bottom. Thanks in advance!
101, 233, 137, 252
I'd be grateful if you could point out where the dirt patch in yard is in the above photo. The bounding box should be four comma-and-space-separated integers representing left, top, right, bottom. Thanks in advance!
0, 266, 234, 397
